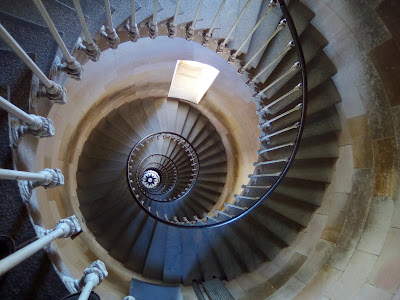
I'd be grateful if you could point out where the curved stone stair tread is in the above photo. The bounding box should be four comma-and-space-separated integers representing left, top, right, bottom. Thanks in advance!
259, 22, 328, 92
207, 227, 244, 281
242, 0, 286, 69
162, 226, 183, 283
252, 204, 303, 245
281, 157, 335, 183
194, 229, 224, 281
142, 221, 168, 280
263, 193, 317, 227
180, 228, 203, 284
141, 98, 163, 132
245, 0, 314, 70
264, 49, 338, 104
0, 0, 85, 52
236, 216, 286, 259
218, 224, 263, 272
0, 50, 34, 110
104, 112, 142, 144
108, 209, 149, 263
56, 0, 108, 37
226, 0, 263, 54
0, 11, 58, 76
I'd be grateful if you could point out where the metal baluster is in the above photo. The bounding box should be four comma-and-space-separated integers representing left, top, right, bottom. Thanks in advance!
216, 210, 233, 218
225, 203, 247, 211
202, 0, 226, 45
100, 0, 120, 48
167, 0, 182, 38
259, 103, 302, 129
257, 83, 302, 114
72, 0, 101, 61
125, 0, 140, 41
238, 19, 287, 73
254, 62, 300, 99
247, 41, 294, 83
253, 158, 289, 167
234, 194, 258, 201
204, 214, 219, 222
249, 172, 282, 178
258, 122, 299, 143
0, 96, 55, 145
33, 0, 82, 79
185, 0, 204, 40
257, 142, 295, 155
216, 0, 252, 53
0, 24, 67, 103
228, 0, 277, 62
147, 0, 158, 39
241, 184, 271, 190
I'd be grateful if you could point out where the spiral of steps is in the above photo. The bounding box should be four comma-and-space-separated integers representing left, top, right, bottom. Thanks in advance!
0, 0, 349, 298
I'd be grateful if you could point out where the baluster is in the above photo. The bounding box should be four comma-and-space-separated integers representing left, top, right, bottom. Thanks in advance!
228, 0, 277, 62
258, 103, 302, 129
257, 142, 295, 155
0, 216, 80, 276
254, 62, 300, 99
147, 0, 158, 39
100, 0, 120, 48
33, 0, 82, 79
215, 210, 233, 218
249, 172, 282, 178
216, 0, 252, 53
225, 203, 247, 210
185, 0, 204, 40
247, 41, 294, 83
125, 0, 140, 41
204, 214, 219, 223
62, 260, 108, 300
256, 83, 302, 113
167, 0, 182, 38
253, 158, 289, 167
238, 19, 287, 74
234, 194, 258, 201
202, 0, 226, 45
258, 122, 299, 143
123, 297, 136, 300
241, 184, 271, 190
0, 96, 55, 145
72, 0, 101, 61
0, 24, 67, 103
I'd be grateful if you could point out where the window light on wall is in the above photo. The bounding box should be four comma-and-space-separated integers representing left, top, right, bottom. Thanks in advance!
168, 60, 220, 104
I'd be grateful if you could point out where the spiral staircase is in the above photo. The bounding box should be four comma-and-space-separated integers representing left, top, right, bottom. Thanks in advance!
0, 0, 353, 298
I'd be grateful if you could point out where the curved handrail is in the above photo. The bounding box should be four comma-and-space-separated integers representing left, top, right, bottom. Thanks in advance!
124, 0, 308, 228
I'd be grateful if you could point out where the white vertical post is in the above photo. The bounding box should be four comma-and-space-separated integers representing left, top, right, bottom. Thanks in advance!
100, 0, 120, 48
0, 216, 81, 276
125, 0, 140, 41
72, 0, 101, 61
62, 260, 108, 300
217, 0, 252, 52
202, 0, 226, 45
0, 24, 67, 103
147, 0, 158, 39
33, 0, 82, 79
186, 0, 204, 40
0, 168, 63, 188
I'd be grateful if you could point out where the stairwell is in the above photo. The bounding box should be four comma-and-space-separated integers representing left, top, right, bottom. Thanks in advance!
0, 0, 399, 299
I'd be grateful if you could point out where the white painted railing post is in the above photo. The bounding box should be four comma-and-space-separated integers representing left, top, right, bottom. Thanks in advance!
166, 0, 181, 38
0, 168, 64, 201
100, 0, 120, 49
0, 24, 67, 103
147, 0, 158, 39
123, 297, 136, 300
0, 95, 55, 145
125, 0, 140, 41
63, 260, 108, 300
72, 0, 101, 61
202, 0, 226, 45
33, 0, 83, 80
0, 216, 81, 276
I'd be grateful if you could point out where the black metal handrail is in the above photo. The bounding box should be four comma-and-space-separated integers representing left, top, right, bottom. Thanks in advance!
123, 0, 308, 228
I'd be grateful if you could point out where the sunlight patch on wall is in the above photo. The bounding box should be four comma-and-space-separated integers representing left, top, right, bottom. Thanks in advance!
168, 60, 220, 104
